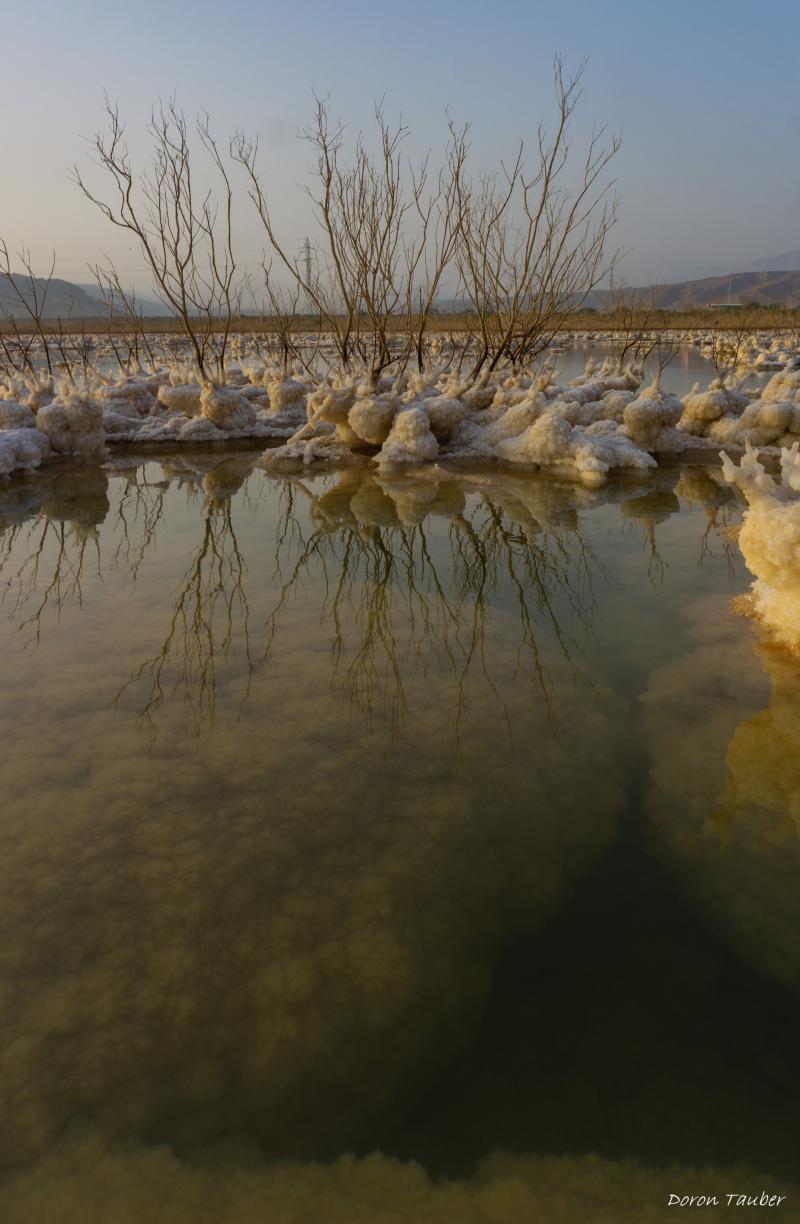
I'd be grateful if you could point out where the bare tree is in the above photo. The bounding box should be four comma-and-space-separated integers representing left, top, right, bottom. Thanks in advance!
90, 262, 158, 372
259, 262, 304, 375
235, 99, 470, 386
453, 57, 621, 379
72, 98, 244, 383
0, 240, 56, 376
707, 304, 759, 389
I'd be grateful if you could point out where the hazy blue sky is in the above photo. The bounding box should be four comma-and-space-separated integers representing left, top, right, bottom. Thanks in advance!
3, 0, 799, 290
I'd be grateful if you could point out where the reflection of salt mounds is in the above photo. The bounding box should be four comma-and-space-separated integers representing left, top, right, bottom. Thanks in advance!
643, 599, 800, 995
0, 1134, 794, 1224
40, 467, 111, 532
721, 443, 800, 649
0, 465, 108, 528
308, 463, 661, 537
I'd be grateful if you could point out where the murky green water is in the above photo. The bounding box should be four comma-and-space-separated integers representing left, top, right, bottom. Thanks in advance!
1, 451, 798, 1221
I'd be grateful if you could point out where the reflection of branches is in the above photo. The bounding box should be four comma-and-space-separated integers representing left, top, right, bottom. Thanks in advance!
1, 516, 97, 651
674, 468, 743, 573
8, 459, 734, 752
114, 502, 253, 733
261, 472, 603, 750
111, 470, 166, 581
621, 491, 681, 586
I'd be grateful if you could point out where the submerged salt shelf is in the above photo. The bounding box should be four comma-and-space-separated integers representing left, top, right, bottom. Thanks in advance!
1, 453, 799, 1222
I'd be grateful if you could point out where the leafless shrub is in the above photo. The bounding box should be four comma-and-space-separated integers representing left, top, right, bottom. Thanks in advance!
72, 98, 244, 382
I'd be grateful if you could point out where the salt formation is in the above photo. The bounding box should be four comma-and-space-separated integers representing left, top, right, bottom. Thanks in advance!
0, 400, 35, 430
621, 377, 685, 451
199, 383, 257, 432
36, 389, 106, 460
721, 443, 800, 649
157, 381, 202, 415
643, 599, 800, 997
0, 427, 50, 476
4, 331, 800, 480
376, 405, 440, 467
0, 1135, 793, 1224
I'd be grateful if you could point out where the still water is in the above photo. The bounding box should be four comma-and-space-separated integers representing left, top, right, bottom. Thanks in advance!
0, 450, 798, 1221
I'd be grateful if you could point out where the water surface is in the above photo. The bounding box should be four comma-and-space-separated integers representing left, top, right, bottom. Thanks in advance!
0, 452, 798, 1219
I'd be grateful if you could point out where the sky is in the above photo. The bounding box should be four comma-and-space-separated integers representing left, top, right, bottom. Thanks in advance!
2, 0, 800, 293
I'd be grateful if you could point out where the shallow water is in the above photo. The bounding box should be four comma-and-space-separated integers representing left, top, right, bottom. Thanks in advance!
1, 452, 799, 1220
553, 339, 774, 397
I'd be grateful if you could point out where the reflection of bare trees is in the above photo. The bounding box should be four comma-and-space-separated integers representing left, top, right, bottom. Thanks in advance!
674, 468, 742, 571
621, 490, 679, 583
114, 502, 253, 732
262, 471, 603, 748
108, 457, 256, 732
618, 469, 746, 582
111, 467, 166, 580
1, 455, 749, 744
0, 469, 108, 649
1, 518, 94, 649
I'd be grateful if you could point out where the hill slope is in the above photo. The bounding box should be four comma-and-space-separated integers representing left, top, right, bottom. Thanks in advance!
587, 270, 800, 310
0, 275, 103, 320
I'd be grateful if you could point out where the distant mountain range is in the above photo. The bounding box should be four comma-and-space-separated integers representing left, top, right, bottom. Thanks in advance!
75, 283, 165, 318
0, 274, 165, 320
586, 269, 800, 310
3, 257, 800, 321
0, 275, 102, 320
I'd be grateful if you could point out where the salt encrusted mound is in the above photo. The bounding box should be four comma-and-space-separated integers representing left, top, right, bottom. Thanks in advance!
0, 401, 36, 431
97, 378, 157, 417
622, 378, 686, 451
36, 392, 106, 460
157, 383, 203, 416
678, 380, 749, 435
761, 367, 800, 402
199, 384, 257, 432
644, 599, 800, 998
6, 344, 800, 479
0, 428, 51, 477
376, 406, 440, 468
258, 430, 369, 471
266, 373, 310, 411
721, 442, 800, 649
0, 1136, 793, 1224
348, 392, 399, 445
492, 408, 656, 484
708, 399, 800, 449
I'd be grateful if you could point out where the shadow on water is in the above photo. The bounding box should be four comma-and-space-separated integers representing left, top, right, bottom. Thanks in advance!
370, 812, 800, 1183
